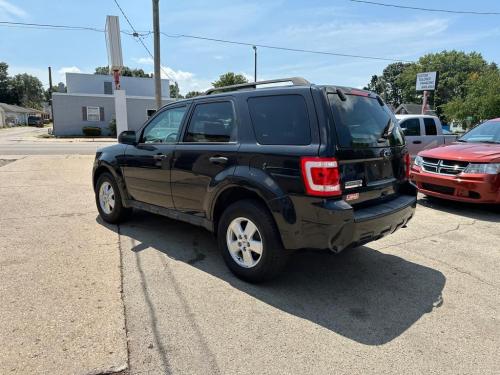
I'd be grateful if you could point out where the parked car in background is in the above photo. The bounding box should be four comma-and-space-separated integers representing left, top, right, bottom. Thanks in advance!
396, 114, 458, 157
27, 116, 43, 127
411, 118, 500, 204
93, 78, 417, 282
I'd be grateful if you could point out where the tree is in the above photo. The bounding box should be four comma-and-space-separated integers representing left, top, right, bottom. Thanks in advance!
10, 73, 45, 109
364, 63, 412, 107
398, 51, 489, 119
94, 66, 152, 78
185, 90, 202, 98
169, 82, 183, 98
443, 67, 500, 127
0, 62, 16, 104
212, 72, 248, 88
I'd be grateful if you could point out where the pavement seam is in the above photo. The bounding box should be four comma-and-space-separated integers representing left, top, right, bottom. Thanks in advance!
117, 224, 131, 375
0, 211, 97, 221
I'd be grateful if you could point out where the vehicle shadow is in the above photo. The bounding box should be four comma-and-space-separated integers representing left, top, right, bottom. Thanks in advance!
99, 211, 446, 346
417, 194, 500, 222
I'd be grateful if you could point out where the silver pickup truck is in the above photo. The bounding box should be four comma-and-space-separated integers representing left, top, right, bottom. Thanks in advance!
396, 114, 458, 157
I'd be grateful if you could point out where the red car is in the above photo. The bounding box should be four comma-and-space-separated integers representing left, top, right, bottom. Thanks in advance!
411, 119, 500, 204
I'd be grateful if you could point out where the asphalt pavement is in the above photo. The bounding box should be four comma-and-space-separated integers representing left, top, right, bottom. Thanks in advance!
0, 127, 115, 155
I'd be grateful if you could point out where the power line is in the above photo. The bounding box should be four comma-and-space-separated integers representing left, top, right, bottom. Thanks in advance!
0, 20, 103, 32
161, 32, 412, 63
0, 20, 149, 36
0, 19, 412, 63
111, 0, 176, 84
349, 0, 500, 15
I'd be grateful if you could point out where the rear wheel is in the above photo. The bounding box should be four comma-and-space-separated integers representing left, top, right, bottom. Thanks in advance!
95, 172, 132, 223
218, 199, 288, 282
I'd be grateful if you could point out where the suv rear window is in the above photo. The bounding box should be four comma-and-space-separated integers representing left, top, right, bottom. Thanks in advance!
248, 95, 311, 145
328, 93, 404, 148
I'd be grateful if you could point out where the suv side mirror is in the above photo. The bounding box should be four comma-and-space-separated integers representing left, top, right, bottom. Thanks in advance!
118, 130, 137, 145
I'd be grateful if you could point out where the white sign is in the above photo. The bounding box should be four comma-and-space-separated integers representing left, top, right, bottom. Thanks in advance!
416, 72, 437, 91
105, 15, 123, 72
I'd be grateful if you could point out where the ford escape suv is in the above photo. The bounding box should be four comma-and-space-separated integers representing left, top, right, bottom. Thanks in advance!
93, 77, 417, 282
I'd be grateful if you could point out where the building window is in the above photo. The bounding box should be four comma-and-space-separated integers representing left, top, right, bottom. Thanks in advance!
86, 106, 101, 122
104, 81, 113, 95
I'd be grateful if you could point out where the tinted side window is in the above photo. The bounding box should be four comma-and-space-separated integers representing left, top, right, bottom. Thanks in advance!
424, 118, 437, 135
184, 101, 235, 143
248, 95, 311, 145
142, 106, 187, 143
400, 118, 421, 136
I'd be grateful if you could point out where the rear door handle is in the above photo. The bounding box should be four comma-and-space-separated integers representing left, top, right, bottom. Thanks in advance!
413, 140, 422, 144
209, 156, 228, 165
153, 154, 168, 160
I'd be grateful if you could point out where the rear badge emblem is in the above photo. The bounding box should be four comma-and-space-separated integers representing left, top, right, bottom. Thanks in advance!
381, 149, 392, 160
345, 180, 363, 189
346, 193, 359, 201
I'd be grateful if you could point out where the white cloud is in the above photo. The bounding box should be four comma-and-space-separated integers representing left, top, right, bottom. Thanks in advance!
0, 0, 27, 19
58, 66, 82, 75
134, 57, 154, 65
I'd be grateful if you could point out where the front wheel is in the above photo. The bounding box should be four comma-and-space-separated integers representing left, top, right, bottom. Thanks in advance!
218, 199, 288, 282
95, 172, 132, 224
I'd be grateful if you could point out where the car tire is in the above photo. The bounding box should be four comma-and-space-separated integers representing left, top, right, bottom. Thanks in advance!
218, 199, 289, 283
95, 172, 132, 224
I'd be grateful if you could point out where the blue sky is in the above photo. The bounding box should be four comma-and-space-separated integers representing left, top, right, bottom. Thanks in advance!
1, 0, 499, 94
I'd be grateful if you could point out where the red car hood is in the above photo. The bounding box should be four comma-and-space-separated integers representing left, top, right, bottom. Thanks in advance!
419, 143, 500, 162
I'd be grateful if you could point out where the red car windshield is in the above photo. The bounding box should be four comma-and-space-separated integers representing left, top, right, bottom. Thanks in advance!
459, 120, 500, 144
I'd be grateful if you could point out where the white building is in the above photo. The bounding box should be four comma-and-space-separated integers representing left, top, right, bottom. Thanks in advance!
52, 73, 172, 136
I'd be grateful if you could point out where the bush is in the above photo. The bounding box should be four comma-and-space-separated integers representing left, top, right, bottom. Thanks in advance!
108, 119, 117, 136
82, 126, 102, 136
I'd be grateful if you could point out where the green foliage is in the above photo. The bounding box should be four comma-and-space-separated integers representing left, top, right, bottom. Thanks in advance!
94, 66, 152, 78
398, 51, 489, 119
82, 126, 102, 137
365, 51, 495, 122
185, 91, 202, 98
169, 82, 184, 98
212, 72, 248, 89
10, 73, 45, 109
108, 118, 117, 137
443, 68, 500, 126
364, 62, 412, 106
0, 62, 44, 108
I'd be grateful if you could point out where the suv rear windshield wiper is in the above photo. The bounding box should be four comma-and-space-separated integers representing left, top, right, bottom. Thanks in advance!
377, 119, 394, 142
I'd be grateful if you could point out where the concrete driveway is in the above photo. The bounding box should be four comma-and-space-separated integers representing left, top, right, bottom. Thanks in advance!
1, 154, 499, 374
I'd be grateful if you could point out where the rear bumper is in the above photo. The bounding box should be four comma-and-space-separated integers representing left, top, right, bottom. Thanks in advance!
411, 166, 500, 203
270, 193, 417, 252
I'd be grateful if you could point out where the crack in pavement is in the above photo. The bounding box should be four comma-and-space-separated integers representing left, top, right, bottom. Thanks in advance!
378, 219, 499, 289
0, 211, 97, 221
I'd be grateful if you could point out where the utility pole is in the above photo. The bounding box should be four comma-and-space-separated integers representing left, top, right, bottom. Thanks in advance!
152, 0, 162, 110
48, 66, 55, 132
253, 46, 257, 82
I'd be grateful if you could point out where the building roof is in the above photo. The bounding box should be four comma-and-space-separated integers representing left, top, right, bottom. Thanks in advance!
394, 103, 436, 116
0, 102, 44, 114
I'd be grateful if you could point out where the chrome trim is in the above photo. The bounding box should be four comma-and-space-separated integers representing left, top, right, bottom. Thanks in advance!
421, 159, 468, 176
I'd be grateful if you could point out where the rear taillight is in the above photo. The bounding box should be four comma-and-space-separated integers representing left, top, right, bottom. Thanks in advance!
301, 157, 342, 196
404, 153, 411, 179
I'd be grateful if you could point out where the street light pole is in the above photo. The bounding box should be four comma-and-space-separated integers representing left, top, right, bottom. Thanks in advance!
152, 0, 162, 110
253, 45, 257, 82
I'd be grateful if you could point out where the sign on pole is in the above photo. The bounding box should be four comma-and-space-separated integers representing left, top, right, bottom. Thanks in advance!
416, 72, 437, 91
105, 16, 123, 73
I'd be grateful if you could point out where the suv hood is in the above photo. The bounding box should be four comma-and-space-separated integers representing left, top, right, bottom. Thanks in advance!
419, 143, 500, 162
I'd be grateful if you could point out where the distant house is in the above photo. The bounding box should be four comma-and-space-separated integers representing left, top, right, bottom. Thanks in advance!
52, 73, 172, 136
394, 103, 437, 117
0, 103, 45, 127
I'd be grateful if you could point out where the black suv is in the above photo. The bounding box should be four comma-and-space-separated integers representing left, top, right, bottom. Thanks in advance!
93, 78, 416, 282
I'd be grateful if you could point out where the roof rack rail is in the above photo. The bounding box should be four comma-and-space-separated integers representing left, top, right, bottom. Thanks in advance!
204, 77, 310, 95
